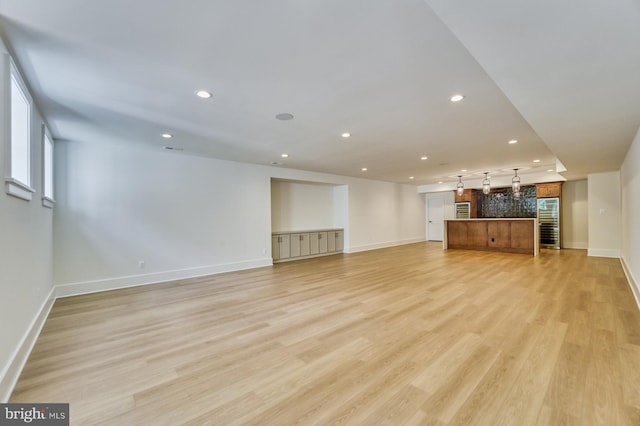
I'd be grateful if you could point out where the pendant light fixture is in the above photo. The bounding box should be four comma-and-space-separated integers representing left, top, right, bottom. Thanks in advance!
482, 172, 491, 195
456, 175, 464, 196
512, 169, 521, 198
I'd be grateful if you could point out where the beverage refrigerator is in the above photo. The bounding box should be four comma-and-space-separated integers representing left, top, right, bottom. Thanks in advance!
455, 202, 471, 219
537, 197, 560, 249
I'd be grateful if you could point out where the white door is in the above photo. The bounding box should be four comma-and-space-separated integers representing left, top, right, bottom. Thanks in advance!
427, 198, 444, 241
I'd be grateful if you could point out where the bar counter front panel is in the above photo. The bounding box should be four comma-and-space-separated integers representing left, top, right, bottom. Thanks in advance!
443, 218, 539, 256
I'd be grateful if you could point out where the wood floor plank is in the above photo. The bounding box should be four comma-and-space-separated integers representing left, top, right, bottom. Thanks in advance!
9, 243, 640, 425
447, 319, 545, 425
543, 342, 590, 418
421, 343, 501, 423
487, 320, 567, 426
617, 343, 640, 409
582, 329, 626, 425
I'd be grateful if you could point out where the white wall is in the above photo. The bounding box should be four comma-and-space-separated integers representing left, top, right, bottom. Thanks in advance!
562, 179, 588, 249
333, 185, 349, 248
346, 180, 425, 252
53, 140, 425, 292
53, 141, 273, 294
0, 48, 55, 401
621, 126, 640, 308
271, 180, 337, 232
587, 171, 621, 258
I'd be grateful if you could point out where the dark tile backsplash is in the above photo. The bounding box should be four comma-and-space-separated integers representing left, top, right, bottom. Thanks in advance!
478, 185, 536, 218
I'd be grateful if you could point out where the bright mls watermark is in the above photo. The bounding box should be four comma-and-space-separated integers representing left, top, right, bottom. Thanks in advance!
1, 404, 68, 425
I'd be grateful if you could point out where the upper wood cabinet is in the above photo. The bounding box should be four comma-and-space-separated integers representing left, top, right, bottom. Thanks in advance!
454, 188, 474, 203
536, 182, 563, 198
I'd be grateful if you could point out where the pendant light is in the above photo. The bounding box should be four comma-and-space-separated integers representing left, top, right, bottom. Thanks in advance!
482, 172, 491, 195
456, 175, 464, 196
512, 169, 521, 198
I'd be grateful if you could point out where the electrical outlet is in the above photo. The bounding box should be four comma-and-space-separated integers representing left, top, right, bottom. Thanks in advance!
138, 260, 145, 269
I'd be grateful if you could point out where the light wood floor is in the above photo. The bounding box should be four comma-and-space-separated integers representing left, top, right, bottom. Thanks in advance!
11, 243, 640, 425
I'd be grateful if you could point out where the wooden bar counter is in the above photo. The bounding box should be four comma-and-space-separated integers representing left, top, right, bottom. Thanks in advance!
443, 218, 539, 256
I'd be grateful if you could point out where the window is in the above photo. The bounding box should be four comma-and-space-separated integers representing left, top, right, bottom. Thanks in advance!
10, 73, 30, 184
42, 127, 55, 208
5, 61, 35, 201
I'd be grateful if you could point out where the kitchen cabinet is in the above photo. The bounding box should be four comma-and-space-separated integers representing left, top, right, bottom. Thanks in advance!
444, 219, 538, 255
454, 189, 474, 203
536, 182, 562, 198
447, 221, 468, 247
467, 221, 488, 247
487, 222, 510, 249
272, 229, 344, 263
327, 230, 344, 252
290, 233, 310, 258
271, 234, 291, 261
510, 221, 535, 250
310, 232, 328, 255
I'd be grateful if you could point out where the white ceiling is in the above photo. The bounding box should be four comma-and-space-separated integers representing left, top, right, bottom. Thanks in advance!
0, 0, 638, 185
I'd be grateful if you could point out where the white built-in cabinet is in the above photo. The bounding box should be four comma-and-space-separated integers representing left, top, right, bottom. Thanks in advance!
271, 234, 290, 261
272, 229, 344, 263
290, 233, 310, 257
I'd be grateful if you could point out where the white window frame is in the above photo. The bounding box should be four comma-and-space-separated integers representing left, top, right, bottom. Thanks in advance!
5, 58, 35, 201
42, 124, 55, 208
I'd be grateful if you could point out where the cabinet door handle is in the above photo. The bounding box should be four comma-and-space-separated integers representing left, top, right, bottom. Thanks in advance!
300, 235, 303, 241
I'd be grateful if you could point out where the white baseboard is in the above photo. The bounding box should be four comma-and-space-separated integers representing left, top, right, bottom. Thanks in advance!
563, 242, 588, 249
346, 237, 425, 254
55, 258, 273, 298
0, 287, 56, 403
587, 248, 620, 258
620, 256, 640, 311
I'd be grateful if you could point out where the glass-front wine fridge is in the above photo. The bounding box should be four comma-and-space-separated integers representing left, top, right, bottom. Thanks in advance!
537, 197, 560, 249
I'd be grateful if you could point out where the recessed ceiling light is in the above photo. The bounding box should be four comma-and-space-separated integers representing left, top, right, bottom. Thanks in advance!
533, 159, 541, 163
508, 139, 518, 144
161, 133, 173, 139
461, 169, 467, 172
409, 176, 415, 180
450, 94, 465, 102
281, 153, 289, 158
275, 113, 294, 121
341, 132, 351, 138
195, 90, 212, 99
420, 156, 428, 160
438, 181, 443, 184
361, 167, 368, 172
547, 169, 554, 172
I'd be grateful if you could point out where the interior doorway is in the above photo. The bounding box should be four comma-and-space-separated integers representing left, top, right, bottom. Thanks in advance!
427, 198, 444, 241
